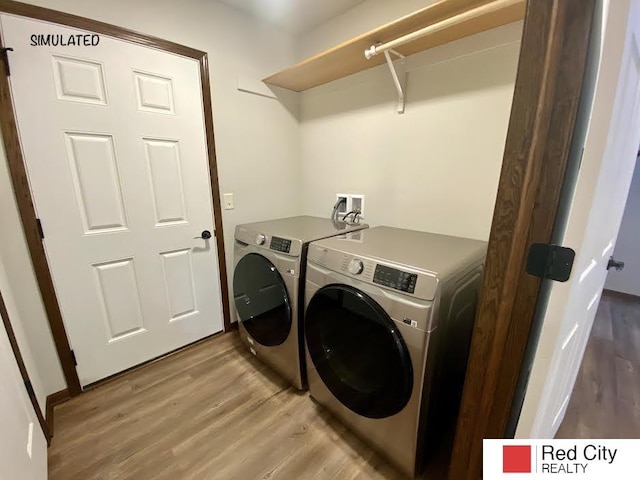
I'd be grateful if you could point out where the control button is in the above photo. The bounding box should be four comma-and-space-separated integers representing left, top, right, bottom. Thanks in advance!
255, 234, 266, 245
348, 259, 364, 275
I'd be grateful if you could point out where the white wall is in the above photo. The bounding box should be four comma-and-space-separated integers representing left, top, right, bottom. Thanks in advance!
299, 21, 521, 240
0, 294, 47, 480
0, 139, 64, 410
605, 157, 640, 296
0, 256, 49, 415
0, 0, 300, 398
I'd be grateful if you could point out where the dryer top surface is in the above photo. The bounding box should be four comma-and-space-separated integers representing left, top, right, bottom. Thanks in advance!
309, 226, 487, 279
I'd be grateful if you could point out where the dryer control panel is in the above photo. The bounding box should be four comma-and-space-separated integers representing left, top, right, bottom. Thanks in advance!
270, 236, 292, 253
235, 226, 303, 257
373, 264, 418, 294
307, 244, 438, 301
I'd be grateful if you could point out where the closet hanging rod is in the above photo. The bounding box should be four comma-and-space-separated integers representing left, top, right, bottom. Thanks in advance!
364, 0, 521, 59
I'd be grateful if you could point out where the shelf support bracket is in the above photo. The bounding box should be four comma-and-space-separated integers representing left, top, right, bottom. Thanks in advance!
383, 49, 406, 114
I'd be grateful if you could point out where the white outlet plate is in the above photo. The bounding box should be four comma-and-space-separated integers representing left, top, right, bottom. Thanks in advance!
335, 193, 365, 219
351, 195, 365, 218
223, 193, 234, 210
336, 194, 349, 214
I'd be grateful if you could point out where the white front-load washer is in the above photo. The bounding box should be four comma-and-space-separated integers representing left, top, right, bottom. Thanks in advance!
303, 226, 486, 477
233, 216, 368, 389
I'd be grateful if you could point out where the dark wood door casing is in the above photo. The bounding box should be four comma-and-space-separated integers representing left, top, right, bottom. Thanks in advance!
448, 0, 596, 478
0, 0, 231, 396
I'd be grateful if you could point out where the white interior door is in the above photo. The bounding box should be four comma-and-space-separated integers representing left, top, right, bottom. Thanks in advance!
516, 0, 640, 438
1, 14, 224, 386
0, 300, 47, 479
604, 156, 640, 296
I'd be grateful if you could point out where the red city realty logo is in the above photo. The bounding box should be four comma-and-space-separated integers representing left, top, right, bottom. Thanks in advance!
503, 445, 532, 473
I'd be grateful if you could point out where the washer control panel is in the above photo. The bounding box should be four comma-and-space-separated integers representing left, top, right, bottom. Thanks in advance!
373, 264, 418, 294
270, 236, 292, 253
308, 244, 437, 300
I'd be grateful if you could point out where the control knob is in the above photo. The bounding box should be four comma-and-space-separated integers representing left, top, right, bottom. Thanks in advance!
348, 258, 364, 275
255, 234, 266, 245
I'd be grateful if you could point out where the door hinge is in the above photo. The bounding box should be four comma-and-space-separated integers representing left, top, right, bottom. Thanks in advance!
36, 218, 44, 239
70, 350, 77, 366
24, 380, 35, 398
1, 47, 13, 76
526, 243, 576, 282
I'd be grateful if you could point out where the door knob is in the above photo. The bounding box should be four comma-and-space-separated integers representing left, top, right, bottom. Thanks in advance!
194, 230, 212, 240
607, 257, 625, 271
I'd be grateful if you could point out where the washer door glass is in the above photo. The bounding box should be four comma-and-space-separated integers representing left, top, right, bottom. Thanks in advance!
233, 253, 291, 346
305, 284, 413, 418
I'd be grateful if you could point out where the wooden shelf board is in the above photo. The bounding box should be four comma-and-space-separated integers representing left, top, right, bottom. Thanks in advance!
263, 0, 525, 92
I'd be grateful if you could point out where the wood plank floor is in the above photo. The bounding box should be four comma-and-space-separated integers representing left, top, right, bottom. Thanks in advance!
556, 293, 640, 438
48, 332, 449, 479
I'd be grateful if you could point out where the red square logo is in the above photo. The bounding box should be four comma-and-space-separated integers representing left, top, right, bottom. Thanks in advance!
503, 445, 532, 473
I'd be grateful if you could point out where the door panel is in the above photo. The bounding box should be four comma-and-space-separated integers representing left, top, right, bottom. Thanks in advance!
516, 0, 640, 437
161, 249, 197, 321
65, 133, 128, 233
52, 54, 107, 104
1, 14, 224, 386
94, 258, 146, 342
145, 139, 188, 226
134, 71, 175, 114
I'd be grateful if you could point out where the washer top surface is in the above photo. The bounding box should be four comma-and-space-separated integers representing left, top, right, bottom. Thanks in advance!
237, 216, 367, 243
235, 216, 368, 258
309, 226, 487, 279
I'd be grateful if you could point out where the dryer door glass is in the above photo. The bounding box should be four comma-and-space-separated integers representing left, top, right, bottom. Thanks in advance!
233, 253, 291, 346
305, 284, 413, 418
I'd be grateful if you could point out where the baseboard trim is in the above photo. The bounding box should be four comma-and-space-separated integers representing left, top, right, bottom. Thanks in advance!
46, 388, 70, 439
603, 289, 640, 303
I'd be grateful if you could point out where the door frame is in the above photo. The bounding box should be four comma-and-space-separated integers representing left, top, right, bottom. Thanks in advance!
0, 287, 50, 442
0, 0, 231, 397
448, 0, 596, 477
